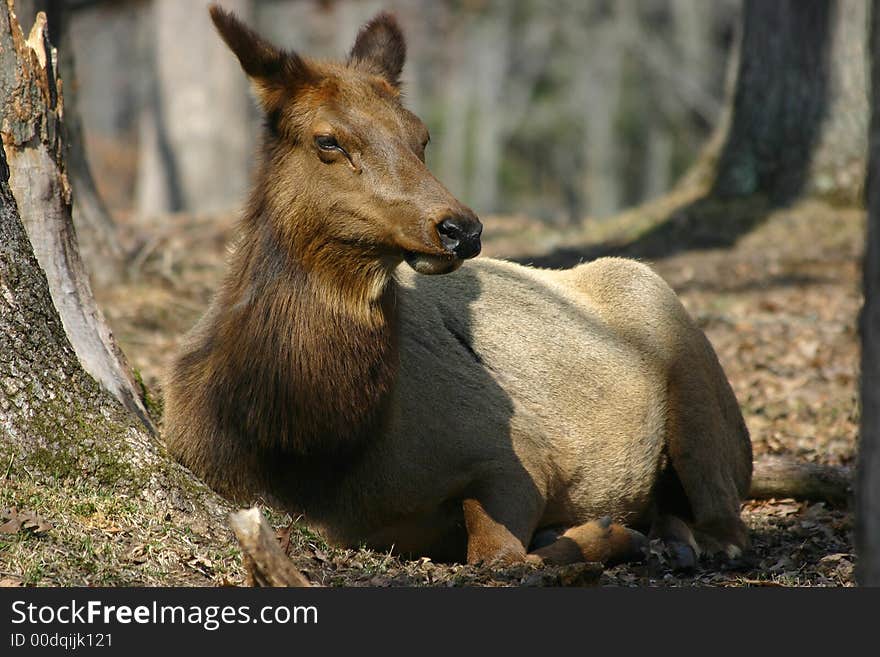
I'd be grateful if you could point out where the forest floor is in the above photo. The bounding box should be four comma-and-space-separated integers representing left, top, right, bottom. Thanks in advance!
3, 190, 862, 587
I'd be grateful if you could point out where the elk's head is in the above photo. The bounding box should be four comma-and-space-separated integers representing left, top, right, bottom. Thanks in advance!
210, 5, 482, 275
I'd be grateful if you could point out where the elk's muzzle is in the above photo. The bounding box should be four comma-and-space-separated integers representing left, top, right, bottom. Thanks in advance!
436, 214, 482, 259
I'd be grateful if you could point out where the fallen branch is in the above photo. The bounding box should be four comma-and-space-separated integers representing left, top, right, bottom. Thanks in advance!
750, 456, 851, 506
228, 508, 310, 587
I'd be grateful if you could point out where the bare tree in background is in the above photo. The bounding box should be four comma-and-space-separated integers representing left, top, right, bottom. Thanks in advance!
137, 0, 254, 217
57, 0, 737, 223
711, 0, 868, 205
118, 0, 738, 221
11, 0, 122, 284
859, 0, 880, 588
581, 2, 628, 219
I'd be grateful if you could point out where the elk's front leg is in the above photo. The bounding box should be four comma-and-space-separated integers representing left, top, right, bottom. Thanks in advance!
462, 497, 532, 565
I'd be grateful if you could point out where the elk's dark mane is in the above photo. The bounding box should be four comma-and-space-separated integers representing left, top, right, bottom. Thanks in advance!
211, 202, 399, 456
167, 155, 401, 507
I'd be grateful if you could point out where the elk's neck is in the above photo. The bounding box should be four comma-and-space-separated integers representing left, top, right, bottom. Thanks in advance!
216, 217, 400, 459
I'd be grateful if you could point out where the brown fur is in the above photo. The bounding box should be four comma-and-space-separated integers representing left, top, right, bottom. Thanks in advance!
164, 7, 753, 566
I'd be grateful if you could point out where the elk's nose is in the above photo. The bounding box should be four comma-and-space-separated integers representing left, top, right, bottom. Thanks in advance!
437, 215, 482, 259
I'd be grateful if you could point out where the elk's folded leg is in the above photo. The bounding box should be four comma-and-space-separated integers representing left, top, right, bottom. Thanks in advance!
527, 517, 647, 566
463, 495, 647, 567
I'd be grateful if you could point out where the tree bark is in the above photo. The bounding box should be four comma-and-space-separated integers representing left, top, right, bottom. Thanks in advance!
0, 5, 151, 430
0, 137, 136, 482
0, 0, 249, 586
0, 87, 235, 568
1, 131, 188, 497
858, 0, 880, 588
711, 0, 868, 205
10, 0, 122, 285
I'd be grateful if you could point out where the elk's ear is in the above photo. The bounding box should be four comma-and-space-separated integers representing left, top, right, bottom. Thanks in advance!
347, 12, 406, 87
209, 4, 313, 110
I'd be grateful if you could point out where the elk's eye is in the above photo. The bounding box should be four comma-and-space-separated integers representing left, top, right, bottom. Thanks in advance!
315, 135, 339, 151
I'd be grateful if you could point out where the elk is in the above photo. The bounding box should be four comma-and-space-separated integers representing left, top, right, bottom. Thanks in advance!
164, 6, 753, 567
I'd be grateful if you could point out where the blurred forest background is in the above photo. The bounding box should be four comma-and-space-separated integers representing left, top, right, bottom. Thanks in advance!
38, 0, 739, 225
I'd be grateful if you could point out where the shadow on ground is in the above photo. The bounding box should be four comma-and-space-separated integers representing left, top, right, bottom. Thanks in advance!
513, 193, 776, 268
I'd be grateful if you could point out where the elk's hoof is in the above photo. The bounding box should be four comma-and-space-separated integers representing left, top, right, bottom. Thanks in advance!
667, 541, 697, 572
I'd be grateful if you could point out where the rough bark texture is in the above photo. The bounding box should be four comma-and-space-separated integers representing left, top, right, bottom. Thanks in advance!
0, 121, 230, 520
711, 0, 868, 205
11, 0, 122, 285
0, 137, 123, 460
0, 4, 239, 588
228, 508, 310, 587
0, 4, 150, 430
0, 2, 255, 588
858, 0, 880, 588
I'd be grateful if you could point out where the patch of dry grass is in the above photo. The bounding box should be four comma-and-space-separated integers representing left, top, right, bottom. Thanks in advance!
0, 472, 244, 587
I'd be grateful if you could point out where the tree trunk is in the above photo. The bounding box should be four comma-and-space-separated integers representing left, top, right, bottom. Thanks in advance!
136, 0, 254, 217
469, 3, 510, 214
0, 0, 251, 586
437, 25, 471, 203
711, 0, 868, 205
581, 4, 627, 219
10, 0, 122, 285
0, 6, 152, 430
57, 7, 124, 286
0, 132, 215, 509
858, 0, 880, 588
1, 142, 236, 582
